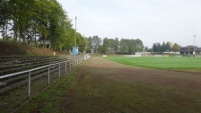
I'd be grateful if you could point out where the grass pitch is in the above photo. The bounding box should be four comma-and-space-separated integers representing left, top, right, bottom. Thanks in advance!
107, 56, 201, 73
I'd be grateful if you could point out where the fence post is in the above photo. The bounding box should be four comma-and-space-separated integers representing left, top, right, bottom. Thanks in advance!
59, 63, 61, 78
48, 67, 50, 85
70, 61, 71, 70
28, 71, 31, 98
65, 62, 67, 74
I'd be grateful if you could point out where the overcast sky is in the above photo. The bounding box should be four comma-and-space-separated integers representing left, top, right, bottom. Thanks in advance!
57, 0, 201, 48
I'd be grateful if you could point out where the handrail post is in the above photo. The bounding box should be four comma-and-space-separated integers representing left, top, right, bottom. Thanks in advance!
65, 62, 67, 74
70, 61, 71, 70
48, 67, 50, 85
28, 71, 31, 98
59, 63, 61, 78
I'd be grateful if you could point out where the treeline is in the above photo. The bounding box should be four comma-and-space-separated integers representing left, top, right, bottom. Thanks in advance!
152, 42, 180, 53
0, 0, 86, 51
86, 36, 144, 54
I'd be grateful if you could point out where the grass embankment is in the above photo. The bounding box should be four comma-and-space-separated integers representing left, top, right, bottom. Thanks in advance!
0, 41, 65, 56
107, 56, 201, 73
16, 57, 201, 113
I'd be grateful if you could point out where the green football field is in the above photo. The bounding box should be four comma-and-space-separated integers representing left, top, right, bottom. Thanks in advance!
106, 56, 201, 72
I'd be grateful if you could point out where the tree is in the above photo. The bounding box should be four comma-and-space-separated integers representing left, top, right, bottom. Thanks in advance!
92, 36, 102, 53
152, 42, 162, 53
172, 43, 180, 52
153, 41, 178, 53
0, 0, 86, 52
0, 0, 11, 41
119, 38, 144, 54
102, 37, 109, 53
120, 39, 129, 53
166, 41, 173, 52
162, 42, 166, 52
75, 33, 87, 53
153, 43, 157, 52
86, 36, 93, 53
135, 39, 144, 52
144, 46, 149, 52
114, 37, 119, 52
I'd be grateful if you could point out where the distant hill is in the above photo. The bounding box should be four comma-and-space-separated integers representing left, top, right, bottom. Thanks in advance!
0, 41, 66, 56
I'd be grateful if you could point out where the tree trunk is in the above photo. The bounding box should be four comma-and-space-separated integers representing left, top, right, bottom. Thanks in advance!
34, 32, 37, 47
18, 25, 20, 43
2, 25, 5, 42
43, 40, 45, 48
13, 22, 18, 43
49, 41, 51, 49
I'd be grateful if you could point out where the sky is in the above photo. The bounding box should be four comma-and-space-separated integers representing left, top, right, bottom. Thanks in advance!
57, 0, 201, 48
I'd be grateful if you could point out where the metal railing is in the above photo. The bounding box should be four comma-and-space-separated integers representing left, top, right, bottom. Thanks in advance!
0, 55, 90, 98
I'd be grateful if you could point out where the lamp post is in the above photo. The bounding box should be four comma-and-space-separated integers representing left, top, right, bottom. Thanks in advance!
71, 16, 78, 56
193, 35, 197, 55
75, 16, 77, 47
193, 35, 196, 47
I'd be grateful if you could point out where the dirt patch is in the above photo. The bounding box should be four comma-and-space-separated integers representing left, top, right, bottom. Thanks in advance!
77, 73, 86, 86
59, 57, 201, 112
59, 90, 76, 111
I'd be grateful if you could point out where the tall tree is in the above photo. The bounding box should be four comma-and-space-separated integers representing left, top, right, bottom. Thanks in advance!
86, 36, 93, 53
0, 0, 86, 52
0, 0, 11, 41
166, 41, 173, 52
92, 36, 102, 53
102, 37, 109, 53
172, 43, 180, 52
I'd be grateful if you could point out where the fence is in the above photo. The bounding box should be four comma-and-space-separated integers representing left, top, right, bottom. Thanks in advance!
0, 54, 90, 98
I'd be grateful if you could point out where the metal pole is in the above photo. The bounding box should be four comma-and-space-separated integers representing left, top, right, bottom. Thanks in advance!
28, 71, 31, 98
65, 62, 67, 74
75, 16, 77, 47
193, 35, 196, 47
48, 67, 50, 85
70, 61, 71, 70
59, 63, 61, 78
193, 35, 197, 55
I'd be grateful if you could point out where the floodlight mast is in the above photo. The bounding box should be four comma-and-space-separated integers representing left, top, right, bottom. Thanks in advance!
193, 35, 196, 47
75, 16, 77, 47
193, 35, 197, 55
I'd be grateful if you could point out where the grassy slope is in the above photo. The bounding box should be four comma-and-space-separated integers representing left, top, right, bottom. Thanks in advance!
0, 41, 65, 56
107, 56, 201, 73
16, 57, 201, 113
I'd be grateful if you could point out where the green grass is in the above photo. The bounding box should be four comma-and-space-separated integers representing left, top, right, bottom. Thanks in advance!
14, 70, 77, 113
106, 56, 201, 72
